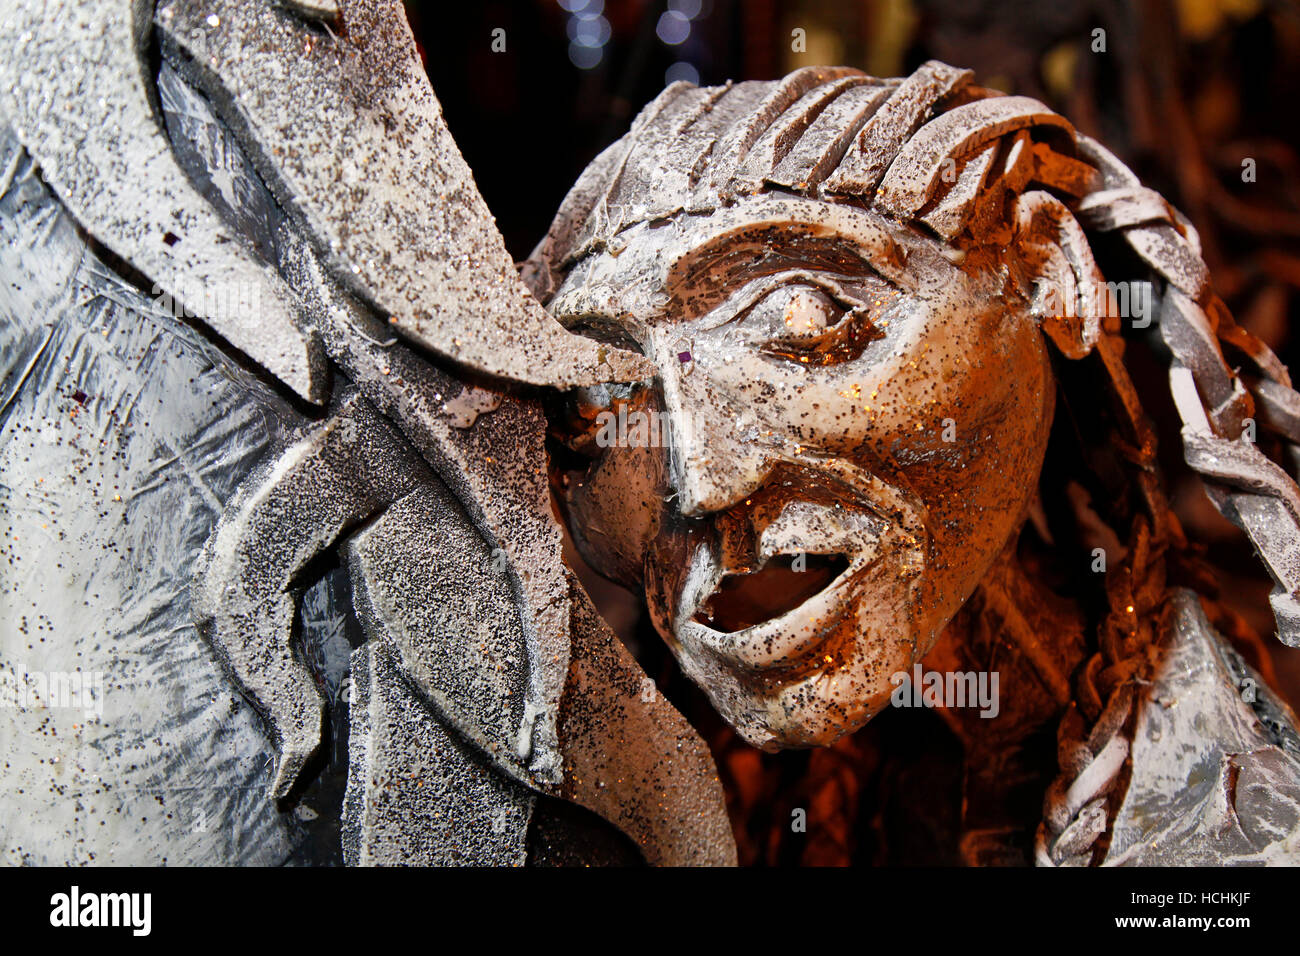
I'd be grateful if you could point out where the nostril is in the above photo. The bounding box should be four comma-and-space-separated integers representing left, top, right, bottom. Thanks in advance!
671, 444, 774, 517
673, 457, 739, 516
672, 460, 715, 517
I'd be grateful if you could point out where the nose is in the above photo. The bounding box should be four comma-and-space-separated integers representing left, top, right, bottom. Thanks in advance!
657, 354, 774, 516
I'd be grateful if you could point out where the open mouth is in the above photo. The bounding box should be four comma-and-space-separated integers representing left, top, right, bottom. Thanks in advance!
691, 553, 850, 633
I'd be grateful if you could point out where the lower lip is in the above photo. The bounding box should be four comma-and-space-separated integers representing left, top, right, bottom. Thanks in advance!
679, 557, 864, 672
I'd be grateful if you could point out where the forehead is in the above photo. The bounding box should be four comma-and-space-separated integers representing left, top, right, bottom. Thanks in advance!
547, 196, 965, 331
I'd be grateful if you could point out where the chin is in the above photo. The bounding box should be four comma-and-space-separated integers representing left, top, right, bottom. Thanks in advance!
666, 619, 917, 750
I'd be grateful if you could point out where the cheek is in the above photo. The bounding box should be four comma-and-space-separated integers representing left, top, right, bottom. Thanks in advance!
566, 443, 670, 586
686, 302, 1049, 471
903, 318, 1055, 617
893, 313, 1052, 472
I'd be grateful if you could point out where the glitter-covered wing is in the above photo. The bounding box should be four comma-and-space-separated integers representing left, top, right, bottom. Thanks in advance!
0, 0, 329, 404
153, 0, 652, 388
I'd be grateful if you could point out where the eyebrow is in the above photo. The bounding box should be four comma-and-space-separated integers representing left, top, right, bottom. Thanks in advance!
546, 196, 952, 330
663, 196, 922, 269
665, 232, 895, 322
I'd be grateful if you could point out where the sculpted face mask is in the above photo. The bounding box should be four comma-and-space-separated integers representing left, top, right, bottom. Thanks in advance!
547, 193, 1055, 749
532, 65, 1086, 749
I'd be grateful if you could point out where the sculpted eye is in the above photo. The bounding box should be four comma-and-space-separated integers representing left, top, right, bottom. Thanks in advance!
746, 283, 887, 367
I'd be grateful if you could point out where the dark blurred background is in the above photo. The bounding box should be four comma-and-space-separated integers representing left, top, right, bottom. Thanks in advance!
411, 0, 1300, 270
404, 0, 1300, 863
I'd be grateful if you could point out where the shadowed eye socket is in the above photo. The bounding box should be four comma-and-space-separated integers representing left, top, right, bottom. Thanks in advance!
743, 281, 890, 367
560, 314, 644, 355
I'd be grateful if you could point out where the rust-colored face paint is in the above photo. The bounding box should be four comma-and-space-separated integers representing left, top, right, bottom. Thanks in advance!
553, 200, 1056, 749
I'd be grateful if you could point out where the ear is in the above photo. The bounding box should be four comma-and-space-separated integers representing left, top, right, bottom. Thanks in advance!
1013, 190, 1106, 360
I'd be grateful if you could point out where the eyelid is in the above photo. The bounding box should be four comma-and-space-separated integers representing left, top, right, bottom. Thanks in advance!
698, 270, 880, 332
